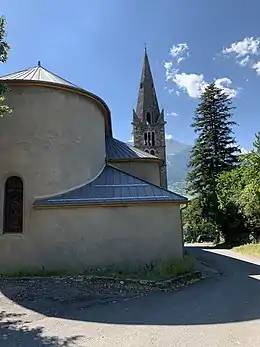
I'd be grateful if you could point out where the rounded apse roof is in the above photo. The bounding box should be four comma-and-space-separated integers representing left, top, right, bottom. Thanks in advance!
0, 62, 112, 135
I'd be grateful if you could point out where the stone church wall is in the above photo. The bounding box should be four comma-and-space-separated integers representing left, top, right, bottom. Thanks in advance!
112, 161, 161, 186
0, 85, 106, 235
0, 204, 184, 273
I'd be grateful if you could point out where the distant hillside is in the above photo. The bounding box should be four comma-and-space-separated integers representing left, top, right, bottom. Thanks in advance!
128, 137, 192, 196
164, 139, 192, 197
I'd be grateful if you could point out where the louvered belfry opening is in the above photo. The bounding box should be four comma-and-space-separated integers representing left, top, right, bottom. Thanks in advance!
3, 176, 23, 234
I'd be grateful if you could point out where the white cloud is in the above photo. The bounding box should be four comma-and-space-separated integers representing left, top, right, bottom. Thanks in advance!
166, 111, 178, 117
165, 63, 238, 99
170, 43, 189, 64
239, 55, 250, 66
214, 77, 238, 98
222, 37, 260, 68
223, 37, 260, 58
252, 61, 260, 75
172, 73, 208, 98
165, 133, 173, 140
164, 61, 179, 81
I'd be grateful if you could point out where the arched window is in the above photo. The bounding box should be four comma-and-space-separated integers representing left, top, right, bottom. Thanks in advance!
150, 149, 155, 155
151, 132, 155, 146
3, 176, 23, 234
144, 132, 148, 145
148, 132, 151, 146
144, 149, 149, 153
146, 112, 152, 125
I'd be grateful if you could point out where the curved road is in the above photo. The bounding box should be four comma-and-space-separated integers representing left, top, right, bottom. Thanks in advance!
0, 245, 260, 346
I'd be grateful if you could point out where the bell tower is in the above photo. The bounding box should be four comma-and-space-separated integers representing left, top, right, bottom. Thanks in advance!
132, 48, 167, 188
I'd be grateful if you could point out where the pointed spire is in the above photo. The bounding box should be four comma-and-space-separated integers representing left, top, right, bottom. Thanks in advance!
136, 48, 161, 124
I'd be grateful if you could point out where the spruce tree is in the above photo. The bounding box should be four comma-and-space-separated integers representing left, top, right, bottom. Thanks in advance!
187, 83, 240, 220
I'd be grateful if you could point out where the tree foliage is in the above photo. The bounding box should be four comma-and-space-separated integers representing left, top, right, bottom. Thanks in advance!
217, 132, 260, 243
188, 83, 240, 197
185, 83, 240, 242
0, 15, 11, 117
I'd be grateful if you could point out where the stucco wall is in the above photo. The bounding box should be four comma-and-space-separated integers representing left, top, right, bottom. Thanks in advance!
0, 85, 106, 234
112, 161, 161, 186
0, 204, 183, 273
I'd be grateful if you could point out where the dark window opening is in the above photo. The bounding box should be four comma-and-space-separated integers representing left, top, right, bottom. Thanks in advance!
146, 112, 152, 125
148, 132, 151, 146
3, 176, 23, 234
151, 132, 155, 146
144, 132, 148, 145
140, 82, 143, 89
150, 149, 155, 155
145, 149, 149, 153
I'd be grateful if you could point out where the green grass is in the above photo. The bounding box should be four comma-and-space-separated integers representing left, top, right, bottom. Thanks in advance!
233, 243, 260, 258
90, 255, 196, 281
0, 255, 195, 281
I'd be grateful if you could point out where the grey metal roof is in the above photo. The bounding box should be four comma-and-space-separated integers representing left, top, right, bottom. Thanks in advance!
34, 164, 188, 207
0, 62, 79, 89
106, 136, 159, 160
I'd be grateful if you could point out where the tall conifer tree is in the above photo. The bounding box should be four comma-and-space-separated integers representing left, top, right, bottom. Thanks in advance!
188, 83, 240, 219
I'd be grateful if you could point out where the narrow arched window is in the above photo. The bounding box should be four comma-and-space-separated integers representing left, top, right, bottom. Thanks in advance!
144, 149, 149, 153
146, 112, 151, 125
3, 176, 23, 234
151, 131, 155, 146
144, 132, 148, 145
148, 132, 151, 146
150, 149, 155, 155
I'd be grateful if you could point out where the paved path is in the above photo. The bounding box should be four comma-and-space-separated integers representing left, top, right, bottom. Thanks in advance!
0, 246, 260, 346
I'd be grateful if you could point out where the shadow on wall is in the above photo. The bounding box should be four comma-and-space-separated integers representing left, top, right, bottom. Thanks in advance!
0, 246, 259, 328
0, 311, 82, 346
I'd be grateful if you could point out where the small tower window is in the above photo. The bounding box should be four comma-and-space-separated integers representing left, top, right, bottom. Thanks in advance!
148, 132, 151, 146
146, 112, 152, 125
3, 176, 23, 234
150, 149, 155, 155
144, 132, 148, 145
151, 131, 155, 146
144, 149, 149, 153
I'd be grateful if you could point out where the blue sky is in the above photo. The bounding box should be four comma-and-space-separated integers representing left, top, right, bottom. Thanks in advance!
1, 0, 260, 150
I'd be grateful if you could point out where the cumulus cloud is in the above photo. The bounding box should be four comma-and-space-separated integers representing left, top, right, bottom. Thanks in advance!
172, 73, 208, 98
165, 62, 238, 99
169, 43, 189, 64
222, 37, 260, 68
252, 61, 260, 75
214, 77, 238, 98
223, 37, 260, 58
166, 111, 178, 117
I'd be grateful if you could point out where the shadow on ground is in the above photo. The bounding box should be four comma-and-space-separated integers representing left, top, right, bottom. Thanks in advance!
0, 246, 259, 328
0, 311, 82, 346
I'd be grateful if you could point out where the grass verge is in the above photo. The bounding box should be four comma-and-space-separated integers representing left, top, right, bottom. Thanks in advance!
233, 243, 260, 258
0, 255, 195, 281
94, 255, 195, 281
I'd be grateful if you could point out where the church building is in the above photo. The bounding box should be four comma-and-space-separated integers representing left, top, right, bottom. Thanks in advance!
0, 50, 187, 273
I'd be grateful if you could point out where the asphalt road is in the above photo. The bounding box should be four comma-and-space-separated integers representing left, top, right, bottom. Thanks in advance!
0, 245, 260, 346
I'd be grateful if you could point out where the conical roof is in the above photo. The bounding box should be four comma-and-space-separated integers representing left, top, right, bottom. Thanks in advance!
0, 61, 79, 89
136, 49, 161, 123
